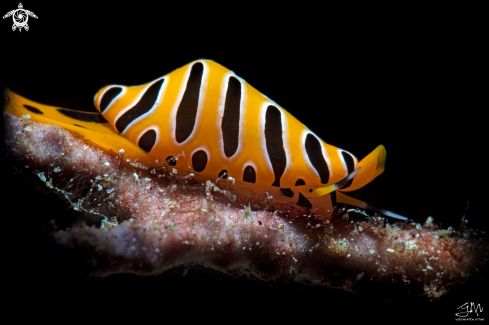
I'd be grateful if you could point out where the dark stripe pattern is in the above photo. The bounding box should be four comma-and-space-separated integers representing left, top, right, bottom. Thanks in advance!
305, 133, 329, 184
100, 87, 123, 113
166, 156, 177, 166
23, 105, 43, 114
192, 150, 208, 172
243, 165, 256, 183
297, 193, 312, 209
116, 79, 164, 133
221, 76, 241, 157
330, 191, 337, 207
295, 179, 306, 186
340, 151, 355, 189
57, 109, 108, 123
264, 105, 286, 187
138, 129, 157, 153
280, 188, 294, 197
176, 63, 204, 143
218, 170, 228, 179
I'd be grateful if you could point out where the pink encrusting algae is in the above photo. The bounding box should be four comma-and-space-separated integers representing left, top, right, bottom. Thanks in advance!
3, 111, 488, 301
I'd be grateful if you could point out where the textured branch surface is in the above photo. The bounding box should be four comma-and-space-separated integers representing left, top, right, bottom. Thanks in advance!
3, 112, 488, 302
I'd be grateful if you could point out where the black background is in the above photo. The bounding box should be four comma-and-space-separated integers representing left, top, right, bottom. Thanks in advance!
0, 2, 486, 322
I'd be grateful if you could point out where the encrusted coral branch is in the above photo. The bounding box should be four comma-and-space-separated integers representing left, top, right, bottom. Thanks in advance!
3, 112, 488, 301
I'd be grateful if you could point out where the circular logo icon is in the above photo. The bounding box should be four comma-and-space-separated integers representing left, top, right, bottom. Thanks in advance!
13, 9, 28, 28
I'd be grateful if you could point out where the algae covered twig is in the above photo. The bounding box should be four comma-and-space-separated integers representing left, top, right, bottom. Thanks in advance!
3, 111, 488, 301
